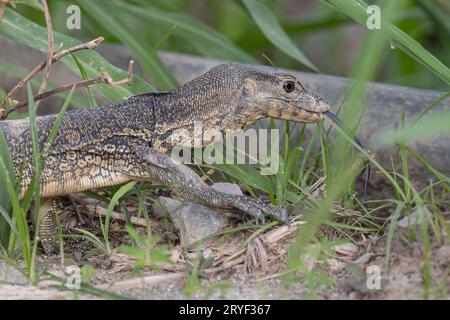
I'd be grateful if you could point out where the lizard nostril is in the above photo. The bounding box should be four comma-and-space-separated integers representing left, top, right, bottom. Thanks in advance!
317, 99, 330, 112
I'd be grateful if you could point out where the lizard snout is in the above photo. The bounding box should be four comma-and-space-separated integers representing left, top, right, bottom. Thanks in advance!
299, 89, 330, 113
316, 99, 330, 113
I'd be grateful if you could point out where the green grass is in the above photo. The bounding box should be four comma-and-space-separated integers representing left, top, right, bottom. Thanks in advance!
0, 84, 75, 284
0, 0, 449, 299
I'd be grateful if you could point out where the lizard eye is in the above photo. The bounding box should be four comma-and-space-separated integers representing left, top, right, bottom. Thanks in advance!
283, 80, 295, 93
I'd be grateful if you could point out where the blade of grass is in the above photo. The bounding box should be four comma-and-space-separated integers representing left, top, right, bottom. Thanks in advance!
0, 126, 15, 247
73, 229, 106, 252
71, 55, 97, 108
44, 86, 76, 155
405, 146, 449, 183
101, 181, 137, 255
27, 83, 42, 282
415, 0, 450, 39
328, 119, 407, 202
385, 202, 405, 268
0, 154, 28, 257
242, 0, 318, 71
374, 112, 450, 146
0, 59, 86, 110
0, 8, 152, 102
413, 91, 450, 124
77, 0, 177, 91
111, 1, 256, 63
321, 0, 450, 84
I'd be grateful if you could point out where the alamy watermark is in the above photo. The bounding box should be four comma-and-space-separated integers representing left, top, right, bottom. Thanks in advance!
66, 4, 81, 30
65, 265, 81, 290
366, 264, 382, 290
366, 5, 381, 30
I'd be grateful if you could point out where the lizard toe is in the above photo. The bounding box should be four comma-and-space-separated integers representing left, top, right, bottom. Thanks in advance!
41, 238, 60, 255
251, 208, 266, 224
266, 205, 290, 225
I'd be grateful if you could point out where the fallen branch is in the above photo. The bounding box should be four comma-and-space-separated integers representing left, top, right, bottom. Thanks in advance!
68, 195, 85, 224
5, 60, 134, 113
97, 215, 306, 292
97, 272, 185, 292
254, 268, 298, 282
83, 198, 146, 228
98, 256, 245, 292
200, 168, 216, 182
0, 37, 104, 116
308, 176, 325, 194
107, 59, 135, 87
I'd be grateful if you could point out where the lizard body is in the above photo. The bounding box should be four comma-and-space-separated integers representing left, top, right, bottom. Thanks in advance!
0, 63, 329, 253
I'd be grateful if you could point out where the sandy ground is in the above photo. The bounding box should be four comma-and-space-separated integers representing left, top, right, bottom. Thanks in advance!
1, 227, 449, 300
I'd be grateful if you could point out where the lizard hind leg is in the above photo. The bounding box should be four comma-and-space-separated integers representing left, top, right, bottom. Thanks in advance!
36, 198, 60, 255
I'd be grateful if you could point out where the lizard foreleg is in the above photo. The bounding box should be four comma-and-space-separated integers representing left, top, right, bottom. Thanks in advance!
124, 146, 289, 224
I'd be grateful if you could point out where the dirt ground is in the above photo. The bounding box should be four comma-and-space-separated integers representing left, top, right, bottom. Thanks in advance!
1, 211, 449, 300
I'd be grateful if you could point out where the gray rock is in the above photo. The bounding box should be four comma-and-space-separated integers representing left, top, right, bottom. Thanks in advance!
0, 261, 28, 285
152, 183, 242, 246
334, 243, 359, 257
436, 245, 450, 267
152, 197, 182, 218
397, 206, 433, 229
168, 202, 228, 247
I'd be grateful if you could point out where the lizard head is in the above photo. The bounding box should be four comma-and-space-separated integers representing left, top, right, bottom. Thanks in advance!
238, 65, 330, 124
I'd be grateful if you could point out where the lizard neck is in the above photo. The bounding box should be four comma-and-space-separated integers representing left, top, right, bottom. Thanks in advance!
150, 71, 247, 151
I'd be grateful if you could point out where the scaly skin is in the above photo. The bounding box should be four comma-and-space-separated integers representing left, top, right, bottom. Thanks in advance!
0, 63, 330, 254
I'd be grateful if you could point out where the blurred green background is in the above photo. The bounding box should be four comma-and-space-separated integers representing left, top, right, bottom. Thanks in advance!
13, 0, 450, 91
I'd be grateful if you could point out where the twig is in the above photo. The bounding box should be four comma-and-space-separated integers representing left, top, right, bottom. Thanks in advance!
97, 272, 185, 292
5, 60, 134, 114
0, 37, 104, 116
68, 196, 85, 224
51, 37, 104, 64
308, 176, 325, 194
200, 168, 216, 182
9, 77, 107, 111
97, 256, 245, 292
255, 268, 298, 282
35, 0, 54, 110
108, 60, 135, 87
0, 0, 12, 21
84, 199, 146, 228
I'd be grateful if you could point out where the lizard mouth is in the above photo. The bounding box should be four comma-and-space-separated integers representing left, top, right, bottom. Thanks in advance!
267, 97, 328, 123
294, 98, 330, 123
288, 109, 325, 123
266, 107, 325, 123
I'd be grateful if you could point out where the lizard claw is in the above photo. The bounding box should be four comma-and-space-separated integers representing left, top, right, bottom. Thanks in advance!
281, 212, 291, 227
228, 196, 287, 225
258, 214, 266, 224
41, 238, 60, 255
253, 208, 266, 224
267, 205, 290, 226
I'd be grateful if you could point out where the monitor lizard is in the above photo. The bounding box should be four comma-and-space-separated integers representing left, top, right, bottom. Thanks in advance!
0, 63, 330, 254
